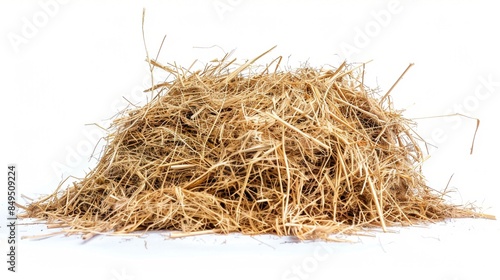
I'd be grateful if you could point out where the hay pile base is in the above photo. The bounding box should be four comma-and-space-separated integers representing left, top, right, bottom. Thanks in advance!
22, 50, 488, 240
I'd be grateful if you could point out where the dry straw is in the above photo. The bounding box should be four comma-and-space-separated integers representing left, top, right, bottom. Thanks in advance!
20, 47, 494, 240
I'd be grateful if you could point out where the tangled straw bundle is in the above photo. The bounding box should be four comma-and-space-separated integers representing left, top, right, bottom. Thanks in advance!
22, 47, 490, 240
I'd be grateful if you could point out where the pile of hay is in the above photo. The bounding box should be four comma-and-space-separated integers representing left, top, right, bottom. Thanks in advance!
22, 48, 487, 240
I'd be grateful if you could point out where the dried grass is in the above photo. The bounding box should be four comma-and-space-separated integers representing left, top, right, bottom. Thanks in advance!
20, 48, 493, 240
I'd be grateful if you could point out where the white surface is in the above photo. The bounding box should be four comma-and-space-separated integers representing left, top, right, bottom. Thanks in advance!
1, 1, 499, 279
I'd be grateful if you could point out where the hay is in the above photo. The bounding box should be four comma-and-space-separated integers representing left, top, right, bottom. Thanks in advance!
21, 48, 492, 240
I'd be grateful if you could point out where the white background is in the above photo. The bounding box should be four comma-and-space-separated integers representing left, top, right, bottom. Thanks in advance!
1, 1, 499, 280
